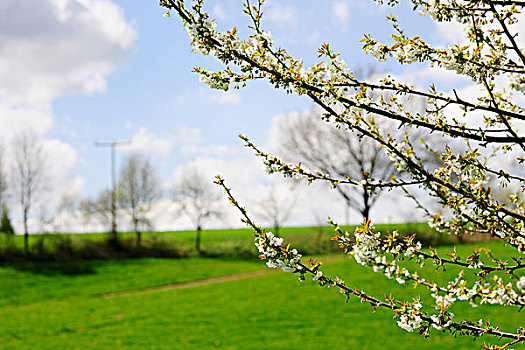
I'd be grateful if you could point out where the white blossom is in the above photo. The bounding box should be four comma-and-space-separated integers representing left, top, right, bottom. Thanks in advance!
312, 270, 323, 281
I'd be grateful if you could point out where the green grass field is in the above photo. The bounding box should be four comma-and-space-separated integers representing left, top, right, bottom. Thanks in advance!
0, 222, 455, 261
0, 239, 522, 349
3, 222, 441, 244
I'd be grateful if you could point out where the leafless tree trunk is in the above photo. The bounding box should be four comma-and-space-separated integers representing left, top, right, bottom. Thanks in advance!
80, 189, 113, 234
117, 154, 160, 245
175, 166, 221, 255
0, 145, 7, 210
12, 131, 47, 254
276, 109, 396, 223
253, 183, 297, 235
0, 145, 11, 237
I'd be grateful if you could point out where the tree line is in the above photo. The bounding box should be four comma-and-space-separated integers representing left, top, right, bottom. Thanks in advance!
0, 132, 224, 255
2, 110, 415, 256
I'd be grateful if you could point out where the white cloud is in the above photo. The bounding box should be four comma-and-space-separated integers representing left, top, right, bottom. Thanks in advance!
265, 2, 296, 27
401, 65, 470, 87
207, 91, 241, 105
173, 125, 237, 158
42, 138, 84, 210
0, 103, 54, 142
513, 13, 525, 47
433, 11, 525, 49
262, 1, 325, 46
0, 0, 136, 106
170, 157, 266, 197
333, 1, 350, 26
173, 125, 203, 144
212, 4, 229, 20
63, 176, 85, 199
434, 20, 467, 45
180, 144, 238, 157
126, 127, 173, 157
44, 138, 78, 178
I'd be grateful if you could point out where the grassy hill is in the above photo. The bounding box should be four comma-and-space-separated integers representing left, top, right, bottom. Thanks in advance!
0, 239, 521, 349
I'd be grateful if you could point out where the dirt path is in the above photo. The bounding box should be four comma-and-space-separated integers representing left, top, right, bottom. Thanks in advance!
101, 269, 277, 298
102, 255, 346, 298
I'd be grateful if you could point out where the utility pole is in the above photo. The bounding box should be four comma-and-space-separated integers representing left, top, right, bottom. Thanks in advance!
95, 139, 131, 246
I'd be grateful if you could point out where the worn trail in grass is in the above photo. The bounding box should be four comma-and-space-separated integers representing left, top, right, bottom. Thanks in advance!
102, 256, 347, 297
0, 258, 265, 307
102, 269, 276, 297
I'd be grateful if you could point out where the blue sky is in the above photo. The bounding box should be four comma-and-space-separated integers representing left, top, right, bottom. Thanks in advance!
50, 0, 435, 193
1, 0, 474, 231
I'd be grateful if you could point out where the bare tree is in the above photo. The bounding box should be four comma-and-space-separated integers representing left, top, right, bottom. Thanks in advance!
40, 193, 79, 234
0, 144, 7, 209
117, 154, 160, 245
0, 145, 12, 235
12, 131, 48, 253
79, 189, 113, 233
175, 166, 221, 254
253, 182, 297, 235
276, 109, 395, 223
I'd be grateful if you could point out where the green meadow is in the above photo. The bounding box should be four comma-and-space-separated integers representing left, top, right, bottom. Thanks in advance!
0, 230, 521, 349
0, 222, 454, 261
